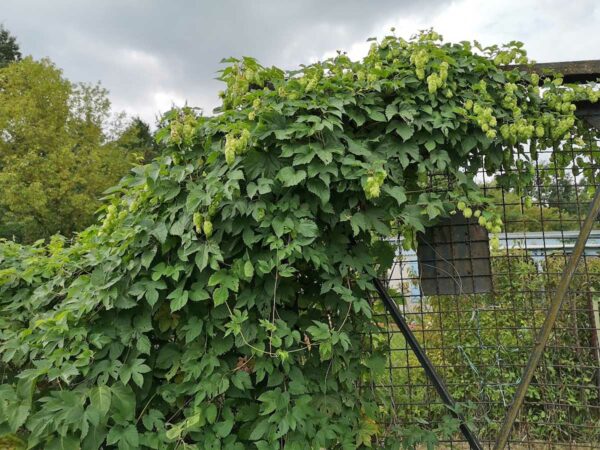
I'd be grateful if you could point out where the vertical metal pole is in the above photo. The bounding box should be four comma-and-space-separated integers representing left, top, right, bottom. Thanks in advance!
372, 277, 484, 450
493, 188, 600, 450
590, 296, 600, 391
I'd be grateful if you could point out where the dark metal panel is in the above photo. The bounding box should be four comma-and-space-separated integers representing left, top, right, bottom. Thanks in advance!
417, 213, 492, 295
575, 100, 600, 130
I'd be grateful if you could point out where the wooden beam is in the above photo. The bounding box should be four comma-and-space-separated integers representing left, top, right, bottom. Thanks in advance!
506, 60, 600, 83
504, 59, 600, 129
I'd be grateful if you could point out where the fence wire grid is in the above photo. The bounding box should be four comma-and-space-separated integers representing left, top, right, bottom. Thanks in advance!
370, 131, 600, 449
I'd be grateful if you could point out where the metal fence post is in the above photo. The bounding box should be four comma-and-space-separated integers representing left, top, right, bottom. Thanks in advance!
372, 277, 484, 450
493, 187, 600, 450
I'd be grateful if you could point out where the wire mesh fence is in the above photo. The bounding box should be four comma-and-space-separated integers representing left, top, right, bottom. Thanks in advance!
372, 130, 600, 448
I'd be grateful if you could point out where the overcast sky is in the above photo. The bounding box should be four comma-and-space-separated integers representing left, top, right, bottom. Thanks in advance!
2, 0, 599, 125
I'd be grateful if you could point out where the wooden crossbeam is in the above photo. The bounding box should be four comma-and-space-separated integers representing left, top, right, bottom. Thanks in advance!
504, 60, 600, 130
506, 59, 600, 83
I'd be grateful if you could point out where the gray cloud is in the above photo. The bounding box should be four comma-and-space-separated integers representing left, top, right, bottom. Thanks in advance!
3, 0, 444, 122
2, 0, 598, 124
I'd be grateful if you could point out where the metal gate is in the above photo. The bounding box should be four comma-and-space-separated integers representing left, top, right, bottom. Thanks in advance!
368, 77, 600, 448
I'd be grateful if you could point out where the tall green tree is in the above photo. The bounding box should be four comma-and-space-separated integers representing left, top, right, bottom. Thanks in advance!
0, 57, 137, 242
0, 25, 21, 67
540, 168, 588, 215
115, 116, 159, 163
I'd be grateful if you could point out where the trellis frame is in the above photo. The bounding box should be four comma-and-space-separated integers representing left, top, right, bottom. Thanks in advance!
370, 60, 600, 449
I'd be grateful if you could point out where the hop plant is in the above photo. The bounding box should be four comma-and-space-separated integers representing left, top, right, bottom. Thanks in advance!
193, 212, 203, 234
490, 236, 500, 251
203, 219, 213, 237
224, 140, 236, 165
427, 73, 442, 94
1, 30, 596, 450
410, 48, 430, 80
439, 61, 449, 81
224, 129, 252, 165
363, 169, 387, 199
170, 123, 183, 145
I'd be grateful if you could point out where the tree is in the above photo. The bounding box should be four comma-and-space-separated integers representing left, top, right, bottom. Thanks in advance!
0, 57, 137, 242
487, 187, 578, 232
0, 25, 21, 67
115, 116, 159, 163
540, 168, 589, 215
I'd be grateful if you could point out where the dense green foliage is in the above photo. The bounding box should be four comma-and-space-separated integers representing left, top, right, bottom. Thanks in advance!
391, 254, 600, 443
488, 187, 581, 232
0, 25, 21, 68
115, 117, 160, 164
492, 165, 592, 231
0, 31, 598, 449
0, 58, 149, 242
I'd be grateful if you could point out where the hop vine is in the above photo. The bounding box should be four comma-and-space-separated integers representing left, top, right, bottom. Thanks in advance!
0, 29, 597, 450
